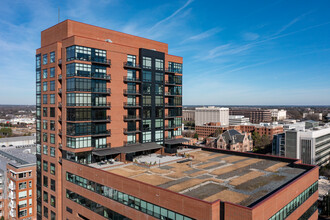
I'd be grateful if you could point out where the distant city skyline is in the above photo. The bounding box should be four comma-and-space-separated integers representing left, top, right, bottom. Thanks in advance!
1, 0, 330, 105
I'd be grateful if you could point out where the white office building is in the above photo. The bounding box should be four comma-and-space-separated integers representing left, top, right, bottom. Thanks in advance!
195, 106, 229, 126
229, 115, 250, 125
285, 123, 330, 166
269, 109, 287, 121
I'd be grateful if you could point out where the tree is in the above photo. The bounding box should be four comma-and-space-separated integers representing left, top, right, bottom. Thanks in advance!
0, 216, 4, 220
213, 129, 223, 137
193, 133, 198, 139
0, 127, 13, 137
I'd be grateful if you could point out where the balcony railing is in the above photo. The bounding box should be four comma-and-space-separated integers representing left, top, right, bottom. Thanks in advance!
58, 74, 62, 80
124, 128, 141, 134
165, 92, 181, 96
165, 68, 182, 74
123, 76, 141, 83
58, 59, 62, 66
91, 57, 111, 66
165, 115, 176, 118
123, 102, 141, 108
66, 102, 111, 108
59, 129, 62, 136
93, 88, 111, 94
165, 103, 182, 107
124, 115, 141, 121
66, 116, 111, 123
92, 74, 111, 81
58, 102, 62, 108
123, 62, 141, 69
165, 125, 177, 130
58, 88, 62, 94
123, 89, 141, 95
9, 184, 15, 190
66, 130, 111, 137
165, 80, 176, 86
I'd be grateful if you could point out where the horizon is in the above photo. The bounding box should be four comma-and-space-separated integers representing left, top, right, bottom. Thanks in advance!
1, 0, 330, 105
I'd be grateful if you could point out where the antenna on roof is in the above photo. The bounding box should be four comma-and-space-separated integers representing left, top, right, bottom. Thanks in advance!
58, 7, 60, 23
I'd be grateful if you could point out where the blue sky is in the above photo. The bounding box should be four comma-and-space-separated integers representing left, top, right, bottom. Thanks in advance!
1, 0, 330, 105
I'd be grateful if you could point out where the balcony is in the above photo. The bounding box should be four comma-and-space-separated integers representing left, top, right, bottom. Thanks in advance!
165, 68, 182, 74
165, 115, 176, 119
58, 88, 62, 94
58, 74, 62, 81
59, 129, 62, 136
8, 192, 15, 200
91, 57, 111, 66
124, 128, 141, 134
9, 201, 16, 208
165, 92, 181, 96
165, 80, 176, 86
8, 183, 15, 191
165, 103, 182, 107
123, 89, 141, 96
9, 210, 16, 218
123, 102, 141, 108
123, 76, 141, 83
124, 115, 141, 121
66, 116, 111, 123
66, 130, 111, 137
66, 102, 111, 109
91, 74, 111, 81
58, 116, 62, 122
58, 102, 63, 108
165, 125, 177, 130
58, 59, 62, 67
123, 62, 141, 70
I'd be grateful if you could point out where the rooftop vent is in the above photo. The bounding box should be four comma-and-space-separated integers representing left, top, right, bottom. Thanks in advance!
105, 39, 112, 43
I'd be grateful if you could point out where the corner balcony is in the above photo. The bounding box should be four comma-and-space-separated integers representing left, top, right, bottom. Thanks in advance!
8, 183, 15, 191
91, 57, 111, 66
123, 62, 141, 70
123, 76, 141, 83
8, 192, 15, 200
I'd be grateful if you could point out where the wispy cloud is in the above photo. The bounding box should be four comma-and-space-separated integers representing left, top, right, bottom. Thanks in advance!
242, 32, 259, 41
149, 0, 194, 31
185, 27, 222, 42
198, 43, 252, 61
274, 10, 314, 35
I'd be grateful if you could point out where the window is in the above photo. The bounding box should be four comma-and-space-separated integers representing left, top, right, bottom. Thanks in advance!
43, 132, 48, 142
50, 134, 55, 144
143, 120, 152, 131
143, 57, 152, 69
43, 54, 48, 65
43, 107, 47, 117
51, 211, 56, 220
36, 55, 41, 69
155, 59, 163, 70
29, 198, 32, 205
67, 137, 92, 149
43, 191, 48, 203
143, 108, 151, 118
43, 82, 48, 91
49, 94, 55, 104
36, 82, 41, 94
155, 119, 164, 130
43, 160, 48, 172
43, 145, 48, 155
19, 191, 27, 199
127, 69, 136, 80
143, 96, 151, 106
50, 67, 55, 77
50, 163, 55, 175
43, 94, 48, 104
143, 131, 152, 143
19, 182, 27, 190
155, 72, 163, 83
29, 181, 32, 188
50, 107, 55, 117
51, 195, 56, 207
142, 83, 151, 94
50, 81, 55, 91
127, 134, 136, 144
44, 206, 48, 218
43, 175, 48, 187
51, 179, 56, 191
155, 84, 163, 95
50, 52, 55, 63
43, 69, 48, 78
127, 55, 136, 66
155, 96, 163, 106
50, 121, 55, 131
19, 209, 27, 218
50, 147, 55, 157
143, 71, 152, 82
43, 120, 48, 130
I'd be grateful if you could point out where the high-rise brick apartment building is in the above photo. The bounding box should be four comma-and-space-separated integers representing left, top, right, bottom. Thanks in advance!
36, 20, 183, 219
36, 20, 318, 220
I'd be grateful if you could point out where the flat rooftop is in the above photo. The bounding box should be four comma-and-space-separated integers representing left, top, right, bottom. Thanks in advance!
105, 148, 308, 207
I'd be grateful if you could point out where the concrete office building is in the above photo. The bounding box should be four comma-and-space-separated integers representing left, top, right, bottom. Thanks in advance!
269, 109, 287, 121
285, 123, 330, 166
182, 109, 195, 122
195, 107, 229, 126
229, 115, 250, 125
230, 108, 272, 123
0, 147, 36, 220
36, 20, 184, 220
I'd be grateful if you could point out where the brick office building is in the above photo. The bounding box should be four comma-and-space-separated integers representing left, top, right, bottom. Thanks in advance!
230, 109, 272, 123
36, 20, 184, 219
